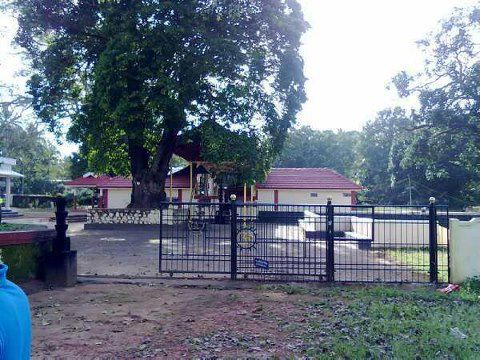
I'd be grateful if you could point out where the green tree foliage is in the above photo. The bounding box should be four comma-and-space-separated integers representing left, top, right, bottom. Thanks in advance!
275, 126, 359, 178
13, 0, 307, 207
356, 108, 410, 204
65, 151, 89, 179
0, 103, 68, 194
357, 107, 479, 207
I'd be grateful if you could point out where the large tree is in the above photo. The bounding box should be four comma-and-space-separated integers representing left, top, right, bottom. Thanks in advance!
275, 126, 360, 178
357, 105, 479, 207
356, 108, 407, 204
12, 0, 307, 207
390, 5, 480, 207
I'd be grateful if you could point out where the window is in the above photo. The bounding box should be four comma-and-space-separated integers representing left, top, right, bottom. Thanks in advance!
343, 192, 351, 197
310, 192, 318, 197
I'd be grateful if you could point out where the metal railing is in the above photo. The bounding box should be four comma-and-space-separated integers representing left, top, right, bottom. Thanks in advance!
159, 199, 449, 283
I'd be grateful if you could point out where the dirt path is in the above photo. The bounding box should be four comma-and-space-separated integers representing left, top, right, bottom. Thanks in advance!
29, 281, 315, 359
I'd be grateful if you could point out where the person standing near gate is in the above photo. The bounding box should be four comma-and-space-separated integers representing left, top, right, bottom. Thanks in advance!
0, 263, 31, 359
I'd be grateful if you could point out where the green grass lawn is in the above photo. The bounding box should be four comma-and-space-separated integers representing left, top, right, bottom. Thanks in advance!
263, 282, 480, 359
0, 223, 35, 232
386, 247, 449, 283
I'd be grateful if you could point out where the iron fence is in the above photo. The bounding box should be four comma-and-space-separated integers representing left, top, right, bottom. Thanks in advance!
159, 200, 449, 283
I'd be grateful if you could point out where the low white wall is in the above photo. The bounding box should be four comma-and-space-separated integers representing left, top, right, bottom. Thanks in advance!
87, 207, 193, 225
351, 216, 448, 248
450, 218, 480, 283
299, 212, 352, 232
88, 208, 162, 225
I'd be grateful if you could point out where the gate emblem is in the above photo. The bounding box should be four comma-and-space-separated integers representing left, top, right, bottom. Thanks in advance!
237, 226, 257, 250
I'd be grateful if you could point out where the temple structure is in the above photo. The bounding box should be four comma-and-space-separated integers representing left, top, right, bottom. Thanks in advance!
65, 127, 361, 208
0, 157, 23, 211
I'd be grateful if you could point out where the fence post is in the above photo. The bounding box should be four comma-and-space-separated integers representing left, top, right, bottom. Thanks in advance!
230, 194, 238, 280
159, 205, 163, 273
54, 196, 70, 254
44, 196, 77, 287
428, 197, 438, 283
326, 198, 335, 282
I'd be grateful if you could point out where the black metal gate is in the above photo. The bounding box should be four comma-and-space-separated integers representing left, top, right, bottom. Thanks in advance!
159, 200, 449, 283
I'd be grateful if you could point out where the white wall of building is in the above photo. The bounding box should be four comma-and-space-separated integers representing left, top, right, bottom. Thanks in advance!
106, 187, 354, 208
165, 188, 180, 202
257, 189, 353, 205
257, 189, 275, 203
105, 188, 193, 208
107, 188, 132, 209
278, 189, 351, 205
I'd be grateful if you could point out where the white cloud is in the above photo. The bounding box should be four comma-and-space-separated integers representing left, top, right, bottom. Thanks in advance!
297, 0, 478, 130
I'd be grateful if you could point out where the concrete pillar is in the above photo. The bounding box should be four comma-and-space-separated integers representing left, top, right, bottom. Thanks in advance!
450, 218, 480, 283
5, 177, 11, 210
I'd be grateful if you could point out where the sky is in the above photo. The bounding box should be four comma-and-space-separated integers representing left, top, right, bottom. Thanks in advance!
297, 0, 478, 130
0, 0, 478, 155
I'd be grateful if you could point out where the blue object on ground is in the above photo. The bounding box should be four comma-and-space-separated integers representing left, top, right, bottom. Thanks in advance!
0, 264, 31, 360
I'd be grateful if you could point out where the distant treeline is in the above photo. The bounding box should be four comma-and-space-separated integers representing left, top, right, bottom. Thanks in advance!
275, 116, 478, 209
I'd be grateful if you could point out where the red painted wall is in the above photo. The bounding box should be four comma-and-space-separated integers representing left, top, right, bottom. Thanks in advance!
0, 230, 56, 247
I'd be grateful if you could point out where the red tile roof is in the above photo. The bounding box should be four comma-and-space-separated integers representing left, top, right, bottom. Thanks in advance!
64, 174, 191, 189
63, 175, 129, 188
256, 168, 362, 190
64, 168, 361, 191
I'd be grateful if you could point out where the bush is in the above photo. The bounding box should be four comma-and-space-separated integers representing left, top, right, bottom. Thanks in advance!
459, 277, 480, 302
0, 242, 50, 283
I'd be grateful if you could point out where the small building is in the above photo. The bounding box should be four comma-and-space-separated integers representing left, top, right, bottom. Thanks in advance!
64, 169, 193, 209
0, 157, 24, 210
256, 168, 361, 205
65, 167, 361, 208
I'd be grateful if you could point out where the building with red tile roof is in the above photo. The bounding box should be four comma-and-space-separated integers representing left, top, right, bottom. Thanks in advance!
256, 168, 361, 205
64, 167, 361, 208
64, 169, 193, 208
257, 168, 361, 190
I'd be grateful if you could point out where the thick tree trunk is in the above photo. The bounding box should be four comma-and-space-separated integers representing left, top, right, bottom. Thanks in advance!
130, 172, 167, 208
128, 128, 179, 208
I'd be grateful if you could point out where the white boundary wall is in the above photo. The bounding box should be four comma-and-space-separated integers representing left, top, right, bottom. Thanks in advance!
350, 216, 448, 248
450, 218, 480, 283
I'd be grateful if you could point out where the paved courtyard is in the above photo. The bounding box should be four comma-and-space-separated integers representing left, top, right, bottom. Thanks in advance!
69, 223, 161, 277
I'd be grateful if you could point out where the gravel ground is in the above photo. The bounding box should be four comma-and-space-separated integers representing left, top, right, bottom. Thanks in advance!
26, 280, 480, 359
28, 281, 315, 359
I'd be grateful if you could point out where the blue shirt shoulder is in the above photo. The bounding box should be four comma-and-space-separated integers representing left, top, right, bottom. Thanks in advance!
0, 264, 31, 360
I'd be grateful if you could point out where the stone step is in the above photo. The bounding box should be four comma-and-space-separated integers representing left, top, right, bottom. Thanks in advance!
49, 214, 88, 223
0, 209, 23, 218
